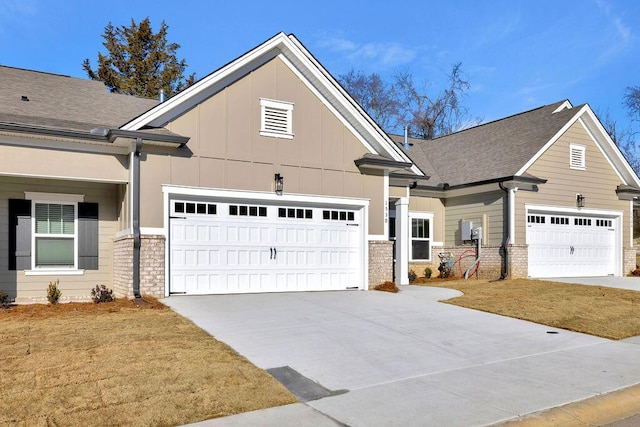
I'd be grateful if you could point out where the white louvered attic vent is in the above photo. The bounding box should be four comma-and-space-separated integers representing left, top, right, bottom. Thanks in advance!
569, 144, 585, 170
260, 98, 294, 139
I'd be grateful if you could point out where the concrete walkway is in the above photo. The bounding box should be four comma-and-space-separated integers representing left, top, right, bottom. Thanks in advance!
164, 285, 640, 426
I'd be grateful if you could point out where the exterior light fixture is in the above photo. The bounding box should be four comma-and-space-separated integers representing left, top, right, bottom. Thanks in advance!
576, 194, 585, 208
275, 173, 284, 195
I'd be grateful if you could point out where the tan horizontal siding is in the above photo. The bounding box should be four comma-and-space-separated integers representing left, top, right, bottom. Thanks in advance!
516, 121, 629, 244
0, 176, 122, 302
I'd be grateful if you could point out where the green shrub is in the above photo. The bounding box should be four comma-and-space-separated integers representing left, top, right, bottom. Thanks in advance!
91, 284, 114, 303
0, 290, 10, 308
47, 279, 61, 304
424, 267, 432, 279
408, 269, 417, 283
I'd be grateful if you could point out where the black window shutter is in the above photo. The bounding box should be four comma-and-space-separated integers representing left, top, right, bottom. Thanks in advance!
8, 199, 31, 270
78, 202, 99, 270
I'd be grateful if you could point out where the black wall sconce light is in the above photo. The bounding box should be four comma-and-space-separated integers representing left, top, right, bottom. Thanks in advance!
576, 194, 585, 208
274, 173, 284, 195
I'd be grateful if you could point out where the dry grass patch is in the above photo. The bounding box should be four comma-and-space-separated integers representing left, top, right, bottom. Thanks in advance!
0, 298, 296, 426
416, 278, 640, 340
373, 281, 399, 293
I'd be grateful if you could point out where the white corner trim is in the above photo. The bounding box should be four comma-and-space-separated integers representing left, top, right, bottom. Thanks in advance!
141, 227, 166, 236
24, 192, 85, 203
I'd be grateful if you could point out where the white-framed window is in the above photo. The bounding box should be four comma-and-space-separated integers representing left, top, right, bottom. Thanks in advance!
260, 98, 294, 139
409, 212, 433, 261
26, 193, 84, 271
570, 144, 585, 170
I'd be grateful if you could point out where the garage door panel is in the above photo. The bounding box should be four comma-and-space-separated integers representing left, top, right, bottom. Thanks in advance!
169, 200, 363, 294
527, 212, 617, 278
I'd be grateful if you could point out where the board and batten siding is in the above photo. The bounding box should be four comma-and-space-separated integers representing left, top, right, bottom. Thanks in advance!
516, 121, 630, 244
0, 176, 121, 302
444, 191, 504, 246
140, 55, 385, 235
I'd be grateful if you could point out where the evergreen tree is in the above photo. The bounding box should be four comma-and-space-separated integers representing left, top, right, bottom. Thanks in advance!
83, 18, 195, 98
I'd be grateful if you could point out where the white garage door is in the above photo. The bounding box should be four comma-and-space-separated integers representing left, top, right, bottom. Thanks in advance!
169, 198, 364, 294
526, 212, 618, 278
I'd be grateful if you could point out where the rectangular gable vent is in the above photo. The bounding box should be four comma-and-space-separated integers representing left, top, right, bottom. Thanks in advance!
260, 98, 293, 139
570, 144, 585, 170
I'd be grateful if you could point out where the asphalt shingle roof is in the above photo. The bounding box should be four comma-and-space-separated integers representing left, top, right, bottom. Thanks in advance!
0, 65, 158, 131
392, 100, 583, 187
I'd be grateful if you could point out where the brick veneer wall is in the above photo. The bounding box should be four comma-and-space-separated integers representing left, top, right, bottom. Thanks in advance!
408, 244, 529, 280
624, 247, 637, 275
113, 234, 165, 298
368, 240, 394, 289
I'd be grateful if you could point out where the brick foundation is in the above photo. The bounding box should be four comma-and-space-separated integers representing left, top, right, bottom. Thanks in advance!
368, 240, 394, 289
113, 234, 165, 299
409, 244, 529, 280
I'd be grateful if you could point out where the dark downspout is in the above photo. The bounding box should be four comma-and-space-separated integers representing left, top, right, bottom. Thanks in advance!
498, 181, 509, 280
132, 138, 143, 299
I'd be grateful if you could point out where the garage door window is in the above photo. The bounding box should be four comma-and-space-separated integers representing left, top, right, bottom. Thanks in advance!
279, 208, 312, 219
229, 205, 267, 217
174, 202, 217, 215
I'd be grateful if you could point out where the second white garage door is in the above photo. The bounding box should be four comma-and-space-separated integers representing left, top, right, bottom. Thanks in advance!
526, 211, 619, 278
169, 198, 364, 294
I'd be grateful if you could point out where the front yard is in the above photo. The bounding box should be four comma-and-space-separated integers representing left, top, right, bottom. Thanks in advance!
417, 278, 640, 340
0, 299, 296, 426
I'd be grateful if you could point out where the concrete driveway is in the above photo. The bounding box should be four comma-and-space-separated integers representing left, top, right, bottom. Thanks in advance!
163, 286, 640, 426
545, 276, 640, 291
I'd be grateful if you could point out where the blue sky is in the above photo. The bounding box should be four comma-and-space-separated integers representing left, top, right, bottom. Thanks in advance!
1, 0, 639, 133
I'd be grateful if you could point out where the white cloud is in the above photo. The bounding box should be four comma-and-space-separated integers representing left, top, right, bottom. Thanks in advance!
0, 0, 37, 33
315, 33, 417, 70
594, 0, 635, 61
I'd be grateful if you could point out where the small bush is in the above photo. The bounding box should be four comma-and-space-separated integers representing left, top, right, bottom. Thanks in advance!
424, 267, 432, 279
0, 290, 10, 308
47, 279, 61, 305
91, 284, 114, 303
374, 281, 399, 293
408, 269, 417, 283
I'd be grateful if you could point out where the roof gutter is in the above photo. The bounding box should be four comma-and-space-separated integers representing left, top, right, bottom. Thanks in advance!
498, 181, 511, 280
0, 122, 188, 148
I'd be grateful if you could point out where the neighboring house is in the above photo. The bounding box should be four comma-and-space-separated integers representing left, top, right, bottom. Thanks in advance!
389, 100, 640, 282
1, 33, 638, 302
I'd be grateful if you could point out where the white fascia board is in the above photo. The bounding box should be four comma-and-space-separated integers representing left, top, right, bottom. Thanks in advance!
162, 185, 370, 208
515, 106, 586, 176
552, 100, 573, 113
0, 132, 129, 155
579, 107, 640, 187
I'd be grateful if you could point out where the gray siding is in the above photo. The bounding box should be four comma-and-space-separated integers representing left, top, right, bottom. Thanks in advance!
444, 191, 504, 246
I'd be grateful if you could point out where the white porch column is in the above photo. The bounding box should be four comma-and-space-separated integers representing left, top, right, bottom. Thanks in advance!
508, 188, 516, 244
395, 197, 409, 285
